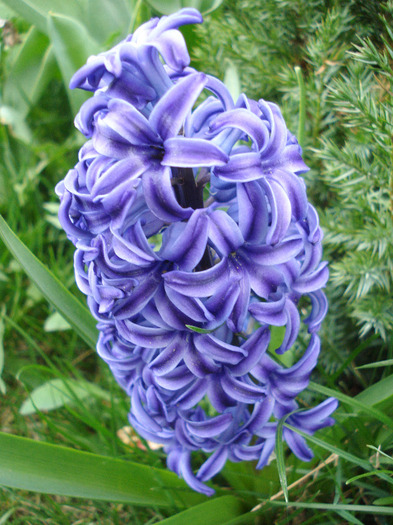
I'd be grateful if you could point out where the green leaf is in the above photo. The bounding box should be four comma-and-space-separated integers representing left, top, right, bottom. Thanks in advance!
44, 311, 71, 332
47, 13, 98, 114
0, 0, 16, 18
19, 378, 111, 415
0, 431, 205, 507
85, 0, 132, 43
0, 214, 98, 348
275, 415, 288, 503
2, 27, 57, 119
1, 0, 86, 34
266, 501, 393, 516
355, 373, 393, 409
145, 0, 224, 16
0, 309, 5, 395
185, 324, 216, 334
357, 359, 393, 369
158, 496, 244, 524
373, 497, 393, 506
223, 60, 241, 102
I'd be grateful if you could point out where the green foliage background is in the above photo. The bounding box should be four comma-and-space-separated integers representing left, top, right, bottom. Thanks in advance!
1, 0, 393, 523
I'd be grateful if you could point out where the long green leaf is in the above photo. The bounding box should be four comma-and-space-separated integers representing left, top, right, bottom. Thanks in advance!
355, 373, 393, 407
0, 431, 205, 507
158, 496, 244, 524
47, 13, 98, 114
3, 27, 56, 118
1, 0, 86, 34
145, 0, 224, 16
266, 501, 393, 516
0, 215, 97, 348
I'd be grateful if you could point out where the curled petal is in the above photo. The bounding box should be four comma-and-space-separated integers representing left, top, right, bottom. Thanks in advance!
197, 447, 229, 482
149, 72, 207, 140
221, 373, 266, 403
208, 210, 244, 257
116, 319, 175, 348
163, 259, 234, 297
163, 137, 228, 167
194, 333, 247, 365
186, 413, 233, 438
143, 165, 192, 222
159, 209, 209, 271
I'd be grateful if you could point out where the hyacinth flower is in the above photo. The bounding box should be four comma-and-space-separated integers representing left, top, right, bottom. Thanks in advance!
56, 8, 338, 496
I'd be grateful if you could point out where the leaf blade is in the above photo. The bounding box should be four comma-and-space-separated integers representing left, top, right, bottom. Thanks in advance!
0, 431, 205, 507
0, 214, 97, 348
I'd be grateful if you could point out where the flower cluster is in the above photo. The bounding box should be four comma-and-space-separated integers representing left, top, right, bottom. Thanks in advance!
56, 8, 337, 496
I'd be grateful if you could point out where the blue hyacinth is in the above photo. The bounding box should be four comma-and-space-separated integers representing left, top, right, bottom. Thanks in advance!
56, 8, 337, 496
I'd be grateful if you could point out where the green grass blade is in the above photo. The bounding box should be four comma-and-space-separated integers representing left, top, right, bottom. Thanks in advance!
266, 501, 393, 516
357, 359, 393, 369
275, 416, 289, 502
0, 431, 205, 507
0, 215, 97, 348
158, 496, 244, 524
294, 66, 306, 148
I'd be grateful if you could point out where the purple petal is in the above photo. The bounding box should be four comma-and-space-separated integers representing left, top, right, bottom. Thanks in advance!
260, 178, 292, 245
221, 373, 266, 403
184, 340, 220, 377
98, 98, 162, 146
173, 378, 209, 409
75, 94, 108, 137
210, 108, 270, 150
143, 165, 192, 222
148, 8, 203, 37
246, 262, 283, 299
304, 290, 328, 332
165, 285, 214, 323
293, 262, 329, 293
277, 298, 301, 354
208, 210, 244, 257
256, 438, 275, 469
112, 221, 158, 265
229, 327, 271, 376
162, 137, 228, 167
248, 296, 287, 326
214, 152, 263, 182
197, 447, 229, 482
154, 364, 194, 390
163, 259, 233, 297
245, 237, 303, 266
151, 29, 190, 71
194, 333, 247, 365
186, 413, 233, 438
247, 396, 275, 434
116, 319, 174, 347
149, 73, 207, 140
91, 157, 147, 200
113, 275, 160, 319
272, 169, 308, 220
159, 209, 209, 271
149, 334, 185, 376
284, 428, 314, 461
178, 450, 215, 497
237, 181, 269, 244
